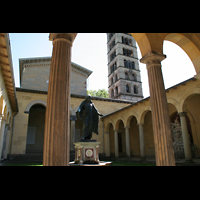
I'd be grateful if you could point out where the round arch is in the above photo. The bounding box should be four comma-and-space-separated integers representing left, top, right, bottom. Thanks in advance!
126, 113, 138, 127
131, 33, 200, 75
179, 87, 200, 112
115, 117, 125, 130
164, 33, 200, 74
25, 100, 47, 113
105, 120, 115, 132
167, 98, 179, 112
138, 106, 151, 124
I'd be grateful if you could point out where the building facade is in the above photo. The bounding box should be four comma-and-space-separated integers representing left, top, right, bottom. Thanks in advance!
0, 33, 18, 162
107, 33, 143, 102
11, 57, 132, 156
19, 57, 92, 95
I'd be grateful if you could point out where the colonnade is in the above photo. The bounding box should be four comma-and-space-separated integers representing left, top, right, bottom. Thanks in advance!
105, 113, 193, 163
43, 33, 199, 166
105, 123, 145, 159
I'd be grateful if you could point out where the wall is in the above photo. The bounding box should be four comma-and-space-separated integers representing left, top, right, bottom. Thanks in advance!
11, 91, 131, 155
20, 60, 89, 96
11, 91, 47, 154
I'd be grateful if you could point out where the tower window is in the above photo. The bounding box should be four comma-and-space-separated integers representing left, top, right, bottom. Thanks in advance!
131, 62, 135, 69
126, 84, 130, 93
115, 74, 118, 82
125, 72, 129, 80
111, 89, 114, 97
134, 85, 138, 94
123, 48, 133, 57
128, 62, 131, 69
132, 74, 137, 81
124, 59, 127, 68
116, 86, 118, 95
111, 77, 113, 85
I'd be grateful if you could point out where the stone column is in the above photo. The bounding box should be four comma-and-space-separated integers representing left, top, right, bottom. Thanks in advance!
140, 51, 175, 166
43, 33, 77, 166
138, 123, 145, 159
0, 118, 6, 162
105, 131, 110, 157
178, 112, 193, 162
70, 120, 76, 151
114, 129, 119, 158
125, 126, 130, 157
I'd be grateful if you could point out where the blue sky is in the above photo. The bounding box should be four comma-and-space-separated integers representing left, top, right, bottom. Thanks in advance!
9, 33, 196, 98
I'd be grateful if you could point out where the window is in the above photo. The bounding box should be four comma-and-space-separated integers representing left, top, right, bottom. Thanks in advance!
131, 62, 135, 69
129, 39, 132, 46
110, 51, 116, 62
125, 72, 129, 80
126, 84, 130, 93
116, 86, 118, 95
111, 89, 114, 97
128, 62, 131, 69
109, 39, 115, 51
111, 77, 113, 85
132, 74, 137, 81
122, 36, 132, 46
115, 74, 118, 82
123, 48, 133, 57
124, 59, 127, 68
134, 85, 138, 94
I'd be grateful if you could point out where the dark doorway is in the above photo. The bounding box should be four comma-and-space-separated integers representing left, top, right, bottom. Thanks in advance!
26, 104, 46, 154
118, 133, 123, 153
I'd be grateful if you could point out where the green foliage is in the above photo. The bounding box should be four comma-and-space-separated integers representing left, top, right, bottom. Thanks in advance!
87, 89, 109, 98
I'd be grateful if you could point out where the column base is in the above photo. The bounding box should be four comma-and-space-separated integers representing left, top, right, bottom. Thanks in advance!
184, 159, 195, 164
140, 157, 146, 161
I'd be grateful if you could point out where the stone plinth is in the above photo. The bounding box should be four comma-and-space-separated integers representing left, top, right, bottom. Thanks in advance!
74, 142, 101, 164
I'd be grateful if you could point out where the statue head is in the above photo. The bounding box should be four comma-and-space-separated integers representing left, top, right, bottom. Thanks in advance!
86, 95, 91, 102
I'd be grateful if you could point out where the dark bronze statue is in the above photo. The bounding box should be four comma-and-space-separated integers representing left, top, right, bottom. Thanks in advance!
76, 95, 103, 141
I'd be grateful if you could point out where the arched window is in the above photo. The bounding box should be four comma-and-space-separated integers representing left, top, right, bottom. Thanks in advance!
124, 59, 127, 68
115, 74, 118, 82
134, 85, 138, 94
116, 86, 118, 95
114, 62, 117, 70
131, 62, 135, 69
129, 39, 132, 46
111, 89, 114, 97
132, 74, 137, 81
126, 84, 130, 93
128, 61, 131, 69
125, 72, 129, 80
111, 77, 113, 85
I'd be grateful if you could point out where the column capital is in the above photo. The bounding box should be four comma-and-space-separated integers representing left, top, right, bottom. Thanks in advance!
70, 115, 77, 121
178, 112, 187, 117
140, 51, 166, 68
137, 123, 144, 126
49, 33, 77, 44
125, 126, 130, 129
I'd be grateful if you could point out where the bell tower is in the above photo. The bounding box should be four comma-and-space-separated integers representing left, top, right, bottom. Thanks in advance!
107, 33, 143, 102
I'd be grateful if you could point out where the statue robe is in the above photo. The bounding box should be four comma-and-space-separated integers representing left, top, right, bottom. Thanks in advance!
76, 99, 99, 140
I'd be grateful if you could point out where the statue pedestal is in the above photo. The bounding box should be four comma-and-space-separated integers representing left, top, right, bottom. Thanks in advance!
74, 142, 101, 164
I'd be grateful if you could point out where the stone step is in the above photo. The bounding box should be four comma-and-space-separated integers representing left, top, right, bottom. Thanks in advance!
8, 154, 43, 163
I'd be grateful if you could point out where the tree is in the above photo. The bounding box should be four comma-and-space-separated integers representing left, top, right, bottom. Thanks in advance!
87, 89, 109, 98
